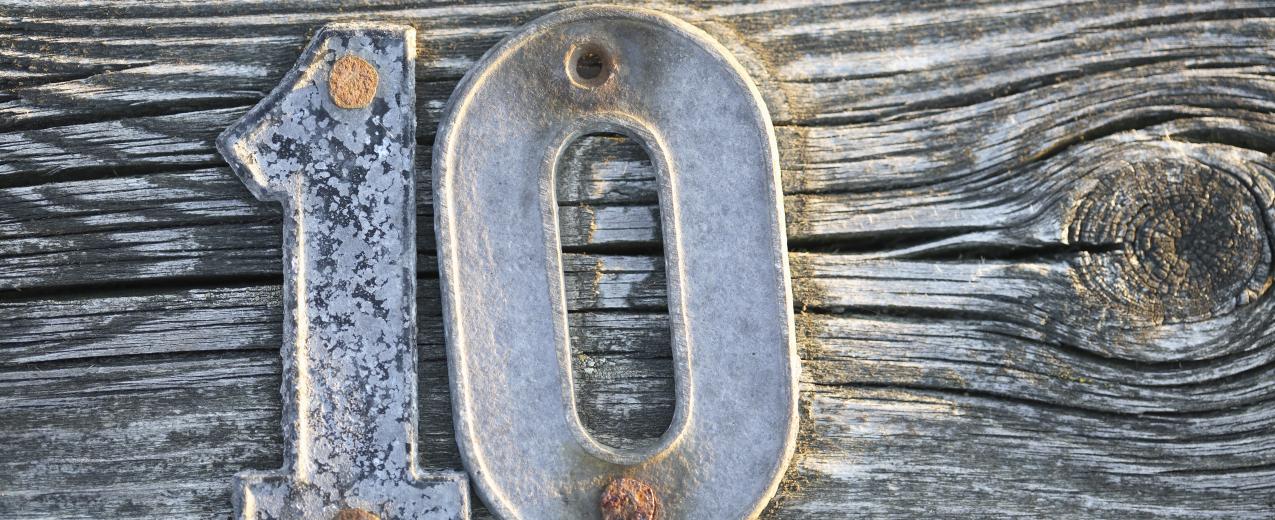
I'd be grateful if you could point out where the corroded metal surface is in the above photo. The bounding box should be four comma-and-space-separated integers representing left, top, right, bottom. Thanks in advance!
216, 23, 468, 520
433, 6, 798, 519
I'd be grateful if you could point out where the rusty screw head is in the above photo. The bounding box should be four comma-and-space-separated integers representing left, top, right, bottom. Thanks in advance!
600, 476, 660, 520
333, 508, 380, 520
329, 54, 379, 109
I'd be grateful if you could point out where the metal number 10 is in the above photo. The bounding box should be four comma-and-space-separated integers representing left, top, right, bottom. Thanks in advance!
219, 6, 797, 520
434, 6, 799, 519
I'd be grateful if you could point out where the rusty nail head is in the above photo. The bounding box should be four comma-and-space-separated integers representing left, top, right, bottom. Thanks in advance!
333, 508, 380, 520
600, 477, 661, 520
329, 54, 379, 109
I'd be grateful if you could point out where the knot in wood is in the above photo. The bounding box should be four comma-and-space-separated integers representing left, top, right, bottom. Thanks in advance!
600, 477, 661, 520
329, 54, 378, 109
1069, 157, 1272, 324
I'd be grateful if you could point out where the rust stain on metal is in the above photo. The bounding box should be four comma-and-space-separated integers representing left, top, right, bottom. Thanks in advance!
329, 54, 379, 109
333, 508, 380, 520
600, 477, 661, 520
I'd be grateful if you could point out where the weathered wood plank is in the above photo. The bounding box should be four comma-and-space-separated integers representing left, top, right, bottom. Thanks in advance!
5, 311, 1273, 518
0, 139, 663, 290
0, 308, 673, 518
4, 0, 1275, 518
6, 251, 1275, 516
0, 273, 673, 367
782, 386, 1275, 519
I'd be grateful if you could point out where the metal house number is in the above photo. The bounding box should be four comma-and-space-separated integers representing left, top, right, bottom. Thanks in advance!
217, 23, 467, 520
219, 6, 797, 520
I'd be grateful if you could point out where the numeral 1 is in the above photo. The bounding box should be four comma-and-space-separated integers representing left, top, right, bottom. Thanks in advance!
218, 23, 468, 520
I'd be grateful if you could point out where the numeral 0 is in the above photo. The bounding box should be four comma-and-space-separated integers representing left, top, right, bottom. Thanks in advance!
433, 6, 799, 519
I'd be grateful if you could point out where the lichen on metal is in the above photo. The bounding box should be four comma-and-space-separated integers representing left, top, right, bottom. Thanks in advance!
215, 23, 468, 520
433, 6, 799, 519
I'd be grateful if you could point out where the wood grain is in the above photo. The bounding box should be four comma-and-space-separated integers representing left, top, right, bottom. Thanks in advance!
3, 0, 1275, 518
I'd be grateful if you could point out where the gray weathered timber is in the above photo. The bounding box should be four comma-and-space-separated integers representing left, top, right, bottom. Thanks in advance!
3, 1, 1275, 518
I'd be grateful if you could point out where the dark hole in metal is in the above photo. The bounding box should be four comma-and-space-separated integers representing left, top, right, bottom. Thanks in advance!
568, 43, 612, 87
577, 50, 606, 79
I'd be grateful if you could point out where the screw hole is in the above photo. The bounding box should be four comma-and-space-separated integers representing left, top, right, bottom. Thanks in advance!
567, 43, 612, 87
576, 50, 605, 80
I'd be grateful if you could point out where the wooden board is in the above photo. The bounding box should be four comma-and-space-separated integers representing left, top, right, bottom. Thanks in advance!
3, 1, 1275, 517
